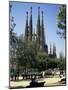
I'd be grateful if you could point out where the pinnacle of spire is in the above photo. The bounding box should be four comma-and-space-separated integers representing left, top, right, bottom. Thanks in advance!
26, 11, 28, 15
38, 7, 40, 14
25, 11, 28, 41
26, 11, 28, 20
30, 7, 32, 15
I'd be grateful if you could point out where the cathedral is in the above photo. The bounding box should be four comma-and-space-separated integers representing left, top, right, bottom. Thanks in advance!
24, 7, 56, 57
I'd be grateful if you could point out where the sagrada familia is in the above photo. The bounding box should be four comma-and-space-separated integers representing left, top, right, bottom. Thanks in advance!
24, 7, 56, 57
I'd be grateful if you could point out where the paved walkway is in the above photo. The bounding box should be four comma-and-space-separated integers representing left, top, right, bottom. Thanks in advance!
10, 76, 65, 88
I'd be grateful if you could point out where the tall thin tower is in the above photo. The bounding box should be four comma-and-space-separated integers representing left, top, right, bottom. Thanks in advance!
36, 7, 41, 50
25, 11, 28, 41
29, 7, 33, 41
40, 11, 45, 51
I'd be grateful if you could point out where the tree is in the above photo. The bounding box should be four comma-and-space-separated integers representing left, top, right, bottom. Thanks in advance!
48, 60, 57, 69
57, 5, 66, 39
58, 53, 66, 71
9, 3, 17, 46
9, 4, 17, 78
15, 38, 38, 74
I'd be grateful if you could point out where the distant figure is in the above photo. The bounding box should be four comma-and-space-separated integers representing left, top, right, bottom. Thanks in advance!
30, 77, 38, 87
26, 77, 45, 88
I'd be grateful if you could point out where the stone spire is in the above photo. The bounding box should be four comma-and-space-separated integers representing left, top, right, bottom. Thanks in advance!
36, 7, 41, 50
29, 7, 33, 41
25, 11, 28, 41
53, 43, 56, 57
40, 11, 45, 51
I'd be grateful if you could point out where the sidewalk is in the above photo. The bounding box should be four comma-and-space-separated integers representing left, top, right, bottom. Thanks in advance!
10, 77, 65, 88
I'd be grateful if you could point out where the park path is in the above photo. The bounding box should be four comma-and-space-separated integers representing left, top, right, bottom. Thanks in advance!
10, 77, 65, 88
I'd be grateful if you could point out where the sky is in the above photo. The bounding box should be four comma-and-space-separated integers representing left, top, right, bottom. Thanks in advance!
10, 1, 65, 57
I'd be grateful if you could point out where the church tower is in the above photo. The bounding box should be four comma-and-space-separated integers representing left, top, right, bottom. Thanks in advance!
29, 7, 33, 41
40, 11, 45, 51
40, 11, 48, 53
36, 7, 41, 50
25, 11, 28, 41
24, 7, 48, 53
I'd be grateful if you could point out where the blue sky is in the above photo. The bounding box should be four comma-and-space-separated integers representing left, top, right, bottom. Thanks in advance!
10, 1, 65, 57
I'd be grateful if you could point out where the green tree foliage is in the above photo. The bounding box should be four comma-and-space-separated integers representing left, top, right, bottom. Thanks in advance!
15, 38, 38, 74
58, 53, 66, 71
48, 60, 57, 69
57, 5, 66, 39
9, 4, 17, 46
9, 4, 18, 76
